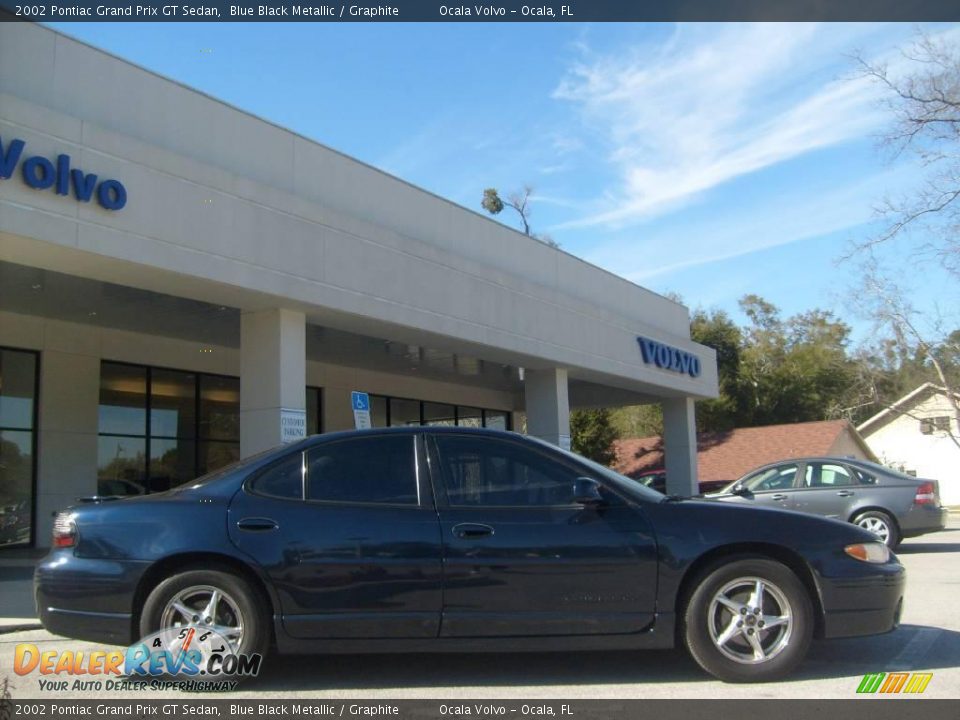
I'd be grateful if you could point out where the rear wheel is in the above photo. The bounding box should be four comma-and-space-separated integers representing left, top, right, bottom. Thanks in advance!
853, 510, 899, 549
682, 557, 813, 683
140, 569, 270, 676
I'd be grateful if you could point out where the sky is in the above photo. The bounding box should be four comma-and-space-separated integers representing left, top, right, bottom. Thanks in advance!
47, 21, 959, 342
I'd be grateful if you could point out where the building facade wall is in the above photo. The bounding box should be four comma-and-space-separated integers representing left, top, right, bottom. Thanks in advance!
0, 309, 517, 544
0, 23, 717, 401
827, 431, 873, 461
862, 393, 960, 506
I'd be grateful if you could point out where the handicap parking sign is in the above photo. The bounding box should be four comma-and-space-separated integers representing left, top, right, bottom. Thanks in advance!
351, 391, 371, 429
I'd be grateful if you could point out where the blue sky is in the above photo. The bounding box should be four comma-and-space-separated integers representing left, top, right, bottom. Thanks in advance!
48, 21, 958, 341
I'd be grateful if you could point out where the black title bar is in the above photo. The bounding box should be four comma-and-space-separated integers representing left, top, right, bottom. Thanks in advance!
1, 0, 959, 21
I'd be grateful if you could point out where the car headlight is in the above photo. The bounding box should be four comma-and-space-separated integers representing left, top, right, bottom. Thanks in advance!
844, 542, 890, 564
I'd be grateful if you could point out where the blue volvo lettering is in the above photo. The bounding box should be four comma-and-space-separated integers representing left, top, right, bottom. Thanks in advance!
0, 135, 127, 211
637, 336, 701, 377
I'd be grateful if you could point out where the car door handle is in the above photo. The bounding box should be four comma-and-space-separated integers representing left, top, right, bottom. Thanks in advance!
770, 494, 789, 501
452, 523, 495, 539
237, 517, 279, 532
836, 490, 855, 497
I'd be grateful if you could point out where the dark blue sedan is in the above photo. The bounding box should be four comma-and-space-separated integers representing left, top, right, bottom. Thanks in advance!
36, 427, 905, 683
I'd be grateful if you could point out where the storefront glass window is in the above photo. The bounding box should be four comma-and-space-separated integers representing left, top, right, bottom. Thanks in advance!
97, 362, 311, 495
98, 363, 146, 436
370, 395, 388, 428
369, 394, 510, 432
483, 411, 509, 431
199, 375, 239, 442
0, 347, 38, 548
423, 402, 456, 426
457, 406, 483, 428
307, 387, 323, 436
389, 398, 420, 427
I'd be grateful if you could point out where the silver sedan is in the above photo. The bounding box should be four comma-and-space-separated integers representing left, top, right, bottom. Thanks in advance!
707, 457, 948, 548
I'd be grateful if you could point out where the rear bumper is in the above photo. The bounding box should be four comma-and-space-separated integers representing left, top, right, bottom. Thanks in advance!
38, 606, 133, 645
820, 561, 905, 638
899, 505, 948, 538
34, 549, 149, 646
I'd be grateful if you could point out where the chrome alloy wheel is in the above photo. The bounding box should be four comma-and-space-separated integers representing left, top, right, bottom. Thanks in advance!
707, 576, 793, 665
159, 584, 244, 653
857, 516, 890, 543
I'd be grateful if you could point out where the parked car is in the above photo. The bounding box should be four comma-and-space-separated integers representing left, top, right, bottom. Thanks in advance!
36, 428, 905, 683
635, 469, 728, 495
707, 457, 948, 548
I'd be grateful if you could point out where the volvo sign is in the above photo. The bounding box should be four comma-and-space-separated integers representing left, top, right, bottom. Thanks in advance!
637, 336, 701, 377
0, 136, 127, 211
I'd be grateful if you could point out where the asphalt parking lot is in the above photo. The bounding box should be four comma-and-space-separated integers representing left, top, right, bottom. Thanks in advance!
2, 517, 958, 700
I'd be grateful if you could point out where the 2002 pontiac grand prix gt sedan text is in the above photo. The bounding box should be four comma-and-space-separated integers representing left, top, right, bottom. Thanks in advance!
35, 427, 905, 682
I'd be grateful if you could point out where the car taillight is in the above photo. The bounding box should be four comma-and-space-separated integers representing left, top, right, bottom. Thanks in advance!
914, 482, 937, 506
52, 513, 77, 548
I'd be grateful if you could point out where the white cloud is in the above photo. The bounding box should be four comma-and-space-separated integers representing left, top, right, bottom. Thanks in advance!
551, 23, 897, 229
581, 164, 918, 282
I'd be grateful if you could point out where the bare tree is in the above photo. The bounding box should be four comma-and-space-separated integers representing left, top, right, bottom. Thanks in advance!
849, 261, 960, 450
851, 32, 960, 272
481, 186, 560, 248
841, 31, 960, 453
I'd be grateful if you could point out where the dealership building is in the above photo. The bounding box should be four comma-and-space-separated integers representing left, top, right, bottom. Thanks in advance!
0, 23, 718, 549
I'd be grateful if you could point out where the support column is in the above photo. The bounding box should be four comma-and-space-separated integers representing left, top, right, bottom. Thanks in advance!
524, 368, 570, 449
36, 346, 100, 548
663, 397, 699, 496
240, 308, 306, 457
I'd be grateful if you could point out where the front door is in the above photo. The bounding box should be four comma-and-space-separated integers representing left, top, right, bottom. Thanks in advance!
791, 461, 859, 520
429, 433, 658, 638
228, 433, 443, 639
736, 463, 802, 510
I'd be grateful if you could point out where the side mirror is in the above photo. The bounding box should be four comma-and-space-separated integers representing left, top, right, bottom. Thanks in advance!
573, 477, 605, 506
731, 484, 752, 497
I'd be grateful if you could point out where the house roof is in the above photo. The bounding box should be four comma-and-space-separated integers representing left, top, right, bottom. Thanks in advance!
613, 419, 876, 483
856, 382, 952, 435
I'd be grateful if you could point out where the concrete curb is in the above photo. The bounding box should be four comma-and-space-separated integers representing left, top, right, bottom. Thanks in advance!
0, 623, 42, 634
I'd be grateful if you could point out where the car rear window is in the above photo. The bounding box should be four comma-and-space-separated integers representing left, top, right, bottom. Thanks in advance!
306, 435, 419, 505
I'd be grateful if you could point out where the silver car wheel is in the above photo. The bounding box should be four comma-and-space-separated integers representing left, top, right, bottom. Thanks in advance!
707, 576, 794, 665
857, 516, 890, 543
159, 584, 244, 653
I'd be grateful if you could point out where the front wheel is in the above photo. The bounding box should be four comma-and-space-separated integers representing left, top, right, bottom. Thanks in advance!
682, 557, 814, 682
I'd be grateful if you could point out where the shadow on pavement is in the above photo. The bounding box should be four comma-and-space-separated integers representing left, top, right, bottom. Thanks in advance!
896, 543, 960, 554
239, 624, 958, 691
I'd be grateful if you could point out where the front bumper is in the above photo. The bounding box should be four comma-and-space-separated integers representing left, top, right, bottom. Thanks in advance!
34, 549, 149, 645
819, 560, 905, 638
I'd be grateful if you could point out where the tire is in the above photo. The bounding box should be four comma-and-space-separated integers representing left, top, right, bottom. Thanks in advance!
139, 568, 270, 678
852, 510, 900, 549
682, 557, 814, 683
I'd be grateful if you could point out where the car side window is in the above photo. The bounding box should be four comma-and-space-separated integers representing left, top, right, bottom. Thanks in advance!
249, 452, 304, 499
853, 468, 877, 485
435, 435, 580, 507
306, 435, 419, 505
743, 464, 798, 492
803, 463, 854, 488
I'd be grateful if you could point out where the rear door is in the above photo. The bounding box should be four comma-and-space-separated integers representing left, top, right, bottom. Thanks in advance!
228, 433, 443, 639
429, 433, 658, 638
